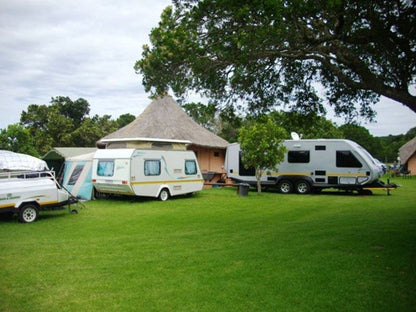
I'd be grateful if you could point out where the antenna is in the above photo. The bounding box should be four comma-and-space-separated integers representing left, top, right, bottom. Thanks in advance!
291, 132, 301, 140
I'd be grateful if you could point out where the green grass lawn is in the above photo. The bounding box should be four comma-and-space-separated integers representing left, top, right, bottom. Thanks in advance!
1, 177, 415, 312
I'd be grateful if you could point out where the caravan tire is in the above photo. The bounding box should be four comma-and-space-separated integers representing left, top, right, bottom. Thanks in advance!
295, 180, 311, 194
19, 204, 38, 223
159, 188, 170, 201
278, 180, 293, 194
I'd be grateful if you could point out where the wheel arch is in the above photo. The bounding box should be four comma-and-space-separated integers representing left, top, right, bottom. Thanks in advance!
17, 200, 40, 210
157, 184, 171, 197
276, 175, 314, 186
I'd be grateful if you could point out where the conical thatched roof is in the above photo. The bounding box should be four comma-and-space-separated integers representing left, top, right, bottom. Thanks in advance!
99, 96, 229, 149
399, 137, 416, 164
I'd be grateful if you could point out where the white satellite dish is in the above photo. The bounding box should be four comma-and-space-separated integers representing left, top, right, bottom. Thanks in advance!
291, 132, 301, 140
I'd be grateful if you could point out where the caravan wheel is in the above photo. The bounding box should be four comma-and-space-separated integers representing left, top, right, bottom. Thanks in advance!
295, 180, 311, 194
19, 204, 38, 223
159, 188, 170, 201
278, 180, 293, 194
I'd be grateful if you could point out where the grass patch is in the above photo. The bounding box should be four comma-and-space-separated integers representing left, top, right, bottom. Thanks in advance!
1, 177, 415, 311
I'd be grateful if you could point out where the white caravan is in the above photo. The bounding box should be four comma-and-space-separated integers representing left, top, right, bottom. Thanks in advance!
0, 171, 78, 223
225, 139, 393, 194
92, 149, 204, 200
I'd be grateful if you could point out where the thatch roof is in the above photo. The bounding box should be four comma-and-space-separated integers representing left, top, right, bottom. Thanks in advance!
399, 137, 416, 164
99, 96, 229, 149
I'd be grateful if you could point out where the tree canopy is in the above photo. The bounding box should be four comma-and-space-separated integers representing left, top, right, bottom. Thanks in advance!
239, 118, 287, 194
13, 96, 136, 156
136, 0, 416, 120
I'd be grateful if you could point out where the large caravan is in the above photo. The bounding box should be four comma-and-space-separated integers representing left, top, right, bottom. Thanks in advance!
225, 139, 392, 194
92, 149, 204, 200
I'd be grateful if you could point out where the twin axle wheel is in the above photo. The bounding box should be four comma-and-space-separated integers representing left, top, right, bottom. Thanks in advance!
277, 180, 311, 194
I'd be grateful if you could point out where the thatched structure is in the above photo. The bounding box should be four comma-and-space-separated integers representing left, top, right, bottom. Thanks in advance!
399, 137, 416, 175
97, 96, 229, 180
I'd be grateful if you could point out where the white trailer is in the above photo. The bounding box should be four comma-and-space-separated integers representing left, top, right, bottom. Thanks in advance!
0, 171, 77, 223
225, 139, 395, 194
92, 149, 204, 200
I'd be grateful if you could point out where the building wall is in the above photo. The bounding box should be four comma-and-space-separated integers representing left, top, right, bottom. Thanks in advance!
105, 141, 186, 150
188, 146, 225, 173
407, 154, 416, 175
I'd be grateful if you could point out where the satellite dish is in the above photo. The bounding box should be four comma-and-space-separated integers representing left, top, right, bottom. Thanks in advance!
291, 132, 301, 140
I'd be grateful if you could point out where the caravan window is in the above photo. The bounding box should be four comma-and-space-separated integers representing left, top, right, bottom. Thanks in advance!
185, 160, 197, 175
144, 160, 161, 176
336, 151, 362, 168
97, 161, 114, 177
288, 151, 310, 163
68, 164, 84, 185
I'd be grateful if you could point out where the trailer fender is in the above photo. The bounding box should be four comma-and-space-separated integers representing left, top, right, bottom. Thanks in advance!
16, 200, 40, 210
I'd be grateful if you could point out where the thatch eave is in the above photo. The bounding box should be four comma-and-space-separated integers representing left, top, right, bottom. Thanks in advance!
399, 137, 416, 164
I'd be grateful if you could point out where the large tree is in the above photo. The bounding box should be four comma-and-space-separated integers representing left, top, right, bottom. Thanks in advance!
136, 0, 416, 119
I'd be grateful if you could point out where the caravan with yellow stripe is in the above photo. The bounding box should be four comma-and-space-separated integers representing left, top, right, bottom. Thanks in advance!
92, 149, 204, 200
225, 139, 394, 194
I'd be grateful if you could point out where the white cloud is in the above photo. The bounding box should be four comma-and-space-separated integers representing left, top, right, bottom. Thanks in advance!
0, 0, 171, 125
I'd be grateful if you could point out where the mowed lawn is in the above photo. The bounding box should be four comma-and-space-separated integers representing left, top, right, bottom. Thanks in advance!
1, 178, 415, 312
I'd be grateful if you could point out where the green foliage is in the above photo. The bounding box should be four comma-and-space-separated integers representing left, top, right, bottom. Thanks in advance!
116, 113, 136, 129
51, 96, 90, 127
0, 96, 130, 156
239, 118, 287, 193
136, 0, 416, 120
0, 181, 415, 311
181, 102, 243, 142
270, 111, 343, 139
0, 124, 39, 157
181, 102, 217, 131
339, 124, 383, 159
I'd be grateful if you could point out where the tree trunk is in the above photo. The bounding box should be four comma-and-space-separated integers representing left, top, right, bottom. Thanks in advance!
256, 168, 262, 195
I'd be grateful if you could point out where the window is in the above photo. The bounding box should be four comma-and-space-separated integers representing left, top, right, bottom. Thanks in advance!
214, 151, 220, 157
185, 160, 197, 175
144, 160, 161, 176
336, 151, 362, 168
68, 164, 84, 185
97, 161, 114, 177
288, 151, 310, 163
315, 145, 326, 151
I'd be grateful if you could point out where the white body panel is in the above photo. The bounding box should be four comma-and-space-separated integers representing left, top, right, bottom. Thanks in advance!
225, 139, 382, 190
0, 172, 70, 211
92, 149, 204, 199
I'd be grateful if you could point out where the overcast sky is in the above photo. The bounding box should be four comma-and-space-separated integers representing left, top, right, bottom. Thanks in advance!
0, 0, 415, 137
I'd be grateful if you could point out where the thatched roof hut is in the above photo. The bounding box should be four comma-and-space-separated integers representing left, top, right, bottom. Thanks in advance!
399, 137, 416, 175
98, 95, 228, 150
97, 96, 229, 180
